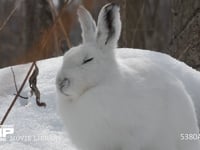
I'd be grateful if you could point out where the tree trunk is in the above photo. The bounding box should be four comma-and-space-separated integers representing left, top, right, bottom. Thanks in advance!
169, 0, 200, 70
114, 0, 171, 50
24, 0, 53, 49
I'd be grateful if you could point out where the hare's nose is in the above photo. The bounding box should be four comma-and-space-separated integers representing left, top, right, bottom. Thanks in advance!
57, 77, 70, 89
60, 78, 70, 88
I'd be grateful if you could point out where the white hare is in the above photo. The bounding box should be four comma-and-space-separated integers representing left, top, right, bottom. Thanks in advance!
56, 3, 200, 150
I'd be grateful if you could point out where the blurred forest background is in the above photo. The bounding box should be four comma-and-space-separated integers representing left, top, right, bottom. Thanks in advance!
0, 0, 200, 70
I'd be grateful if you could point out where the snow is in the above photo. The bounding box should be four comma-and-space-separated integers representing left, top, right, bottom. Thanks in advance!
0, 57, 76, 150
1, 48, 200, 149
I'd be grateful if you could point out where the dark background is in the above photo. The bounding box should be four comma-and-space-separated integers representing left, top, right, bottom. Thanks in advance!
0, 0, 199, 70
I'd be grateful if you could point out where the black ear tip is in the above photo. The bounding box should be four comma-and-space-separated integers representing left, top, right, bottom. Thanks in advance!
111, 2, 120, 8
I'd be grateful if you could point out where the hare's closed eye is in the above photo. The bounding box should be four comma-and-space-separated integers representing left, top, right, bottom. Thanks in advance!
82, 57, 94, 65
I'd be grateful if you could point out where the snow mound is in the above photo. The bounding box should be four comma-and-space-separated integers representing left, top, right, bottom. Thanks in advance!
1, 48, 200, 149
0, 57, 76, 150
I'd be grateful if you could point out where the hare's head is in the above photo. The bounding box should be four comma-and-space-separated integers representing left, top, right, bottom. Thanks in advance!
56, 3, 121, 99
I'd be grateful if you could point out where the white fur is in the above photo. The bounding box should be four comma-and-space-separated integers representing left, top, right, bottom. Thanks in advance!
56, 3, 200, 150
78, 6, 96, 43
117, 48, 200, 129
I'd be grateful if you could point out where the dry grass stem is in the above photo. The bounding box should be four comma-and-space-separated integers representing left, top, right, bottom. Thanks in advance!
0, 2, 20, 32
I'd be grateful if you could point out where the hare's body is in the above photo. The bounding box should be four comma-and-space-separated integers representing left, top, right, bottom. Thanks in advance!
118, 48, 200, 128
56, 3, 200, 150
58, 49, 199, 150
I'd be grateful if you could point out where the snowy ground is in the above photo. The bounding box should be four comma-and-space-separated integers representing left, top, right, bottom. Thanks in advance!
0, 57, 76, 150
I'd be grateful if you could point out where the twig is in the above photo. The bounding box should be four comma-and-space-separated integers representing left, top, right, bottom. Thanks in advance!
178, 44, 191, 60
10, 67, 28, 99
10, 67, 18, 93
0, 4, 18, 32
48, 0, 72, 48
178, 41, 200, 60
29, 63, 46, 107
41, 1, 71, 50
13, 94, 28, 99
0, 62, 36, 125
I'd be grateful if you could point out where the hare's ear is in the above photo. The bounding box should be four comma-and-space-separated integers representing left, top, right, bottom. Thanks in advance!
78, 6, 96, 43
96, 3, 121, 49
